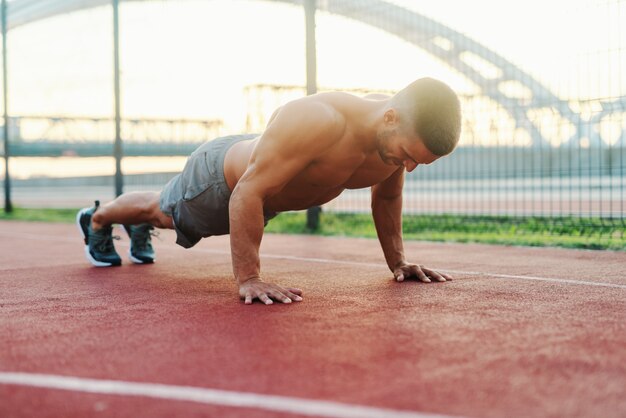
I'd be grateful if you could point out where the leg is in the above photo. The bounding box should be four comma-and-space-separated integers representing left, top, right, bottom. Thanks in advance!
92, 191, 174, 231
78, 191, 171, 266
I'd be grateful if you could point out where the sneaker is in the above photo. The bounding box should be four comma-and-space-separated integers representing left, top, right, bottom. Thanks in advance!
76, 200, 122, 267
124, 223, 156, 264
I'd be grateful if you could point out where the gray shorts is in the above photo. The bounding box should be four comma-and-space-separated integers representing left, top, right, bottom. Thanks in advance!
160, 134, 278, 248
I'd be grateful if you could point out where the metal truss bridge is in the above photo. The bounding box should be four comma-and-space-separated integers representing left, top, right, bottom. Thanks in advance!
3, 116, 224, 157
4, 0, 626, 150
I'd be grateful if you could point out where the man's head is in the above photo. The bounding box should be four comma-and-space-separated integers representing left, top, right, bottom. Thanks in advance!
376, 78, 461, 171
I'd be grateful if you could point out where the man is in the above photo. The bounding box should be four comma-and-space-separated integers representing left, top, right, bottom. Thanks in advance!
77, 77, 461, 305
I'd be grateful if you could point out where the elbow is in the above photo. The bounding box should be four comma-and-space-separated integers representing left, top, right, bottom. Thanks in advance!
371, 195, 400, 214
231, 181, 268, 209
371, 192, 402, 206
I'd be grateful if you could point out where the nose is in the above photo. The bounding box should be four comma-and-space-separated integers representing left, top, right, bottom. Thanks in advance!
404, 160, 418, 172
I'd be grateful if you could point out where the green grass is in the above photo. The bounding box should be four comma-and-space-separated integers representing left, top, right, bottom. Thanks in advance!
0, 207, 80, 223
264, 211, 626, 251
2, 207, 624, 251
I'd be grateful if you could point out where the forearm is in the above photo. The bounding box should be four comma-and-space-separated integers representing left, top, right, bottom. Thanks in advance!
229, 186, 265, 284
372, 195, 405, 271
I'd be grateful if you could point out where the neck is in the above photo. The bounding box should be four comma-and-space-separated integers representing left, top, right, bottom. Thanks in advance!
352, 98, 389, 151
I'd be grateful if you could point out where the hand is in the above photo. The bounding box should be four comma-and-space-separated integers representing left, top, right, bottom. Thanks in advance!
393, 261, 453, 283
239, 278, 303, 305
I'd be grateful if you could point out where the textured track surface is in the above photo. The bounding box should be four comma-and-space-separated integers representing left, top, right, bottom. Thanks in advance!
1, 220, 625, 417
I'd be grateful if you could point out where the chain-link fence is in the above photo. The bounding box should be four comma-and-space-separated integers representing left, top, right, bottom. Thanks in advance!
1, 0, 624, 246
315, 0, 626, 245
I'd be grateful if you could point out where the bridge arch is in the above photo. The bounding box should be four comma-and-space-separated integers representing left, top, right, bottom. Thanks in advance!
4, 0, 623, 146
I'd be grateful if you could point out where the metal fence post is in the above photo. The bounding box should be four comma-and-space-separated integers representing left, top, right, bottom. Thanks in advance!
2, 0, 12, 213
304, 0, 320, 230
112, 0, 123, 197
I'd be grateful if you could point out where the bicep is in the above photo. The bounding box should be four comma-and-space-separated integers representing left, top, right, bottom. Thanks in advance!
372, 167, 405, 200
240, 150, 311, 198
237, 100, 338, 199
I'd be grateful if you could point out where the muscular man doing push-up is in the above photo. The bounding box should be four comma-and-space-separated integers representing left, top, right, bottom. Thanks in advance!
77, 77, 462, 305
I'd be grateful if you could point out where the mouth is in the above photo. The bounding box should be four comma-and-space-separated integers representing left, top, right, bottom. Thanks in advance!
380, 151, 402, 166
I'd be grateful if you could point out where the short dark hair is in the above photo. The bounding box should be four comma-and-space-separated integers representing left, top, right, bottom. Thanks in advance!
391, 78, 462, 156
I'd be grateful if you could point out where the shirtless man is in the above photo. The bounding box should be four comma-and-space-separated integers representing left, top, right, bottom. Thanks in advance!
77, 77, 461, 305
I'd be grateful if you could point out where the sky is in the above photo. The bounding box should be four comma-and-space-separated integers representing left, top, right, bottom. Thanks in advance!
4, 0, 625, 121
1, 0, 625, 178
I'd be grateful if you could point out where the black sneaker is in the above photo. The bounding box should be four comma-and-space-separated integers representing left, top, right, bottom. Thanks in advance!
76, 201, 122, 267
124, 223, 156, 264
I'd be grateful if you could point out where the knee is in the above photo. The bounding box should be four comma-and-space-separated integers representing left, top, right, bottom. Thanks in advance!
148, 200, 173, 229
153, 211, 174, 229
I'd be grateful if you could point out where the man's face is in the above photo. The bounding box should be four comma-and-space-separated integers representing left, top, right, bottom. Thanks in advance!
376, 126, 440, 172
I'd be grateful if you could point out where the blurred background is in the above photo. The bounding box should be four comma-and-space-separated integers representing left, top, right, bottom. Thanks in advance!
1, 0, 625, 247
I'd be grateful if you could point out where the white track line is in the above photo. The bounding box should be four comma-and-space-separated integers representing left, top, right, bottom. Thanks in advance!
2, 231, 626, 289
0, 372, 459, 418
183, 248, 626, 290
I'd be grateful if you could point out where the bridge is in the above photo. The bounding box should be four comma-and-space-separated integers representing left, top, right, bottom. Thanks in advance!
3, 0, 625, 149
2, 116, 224, 157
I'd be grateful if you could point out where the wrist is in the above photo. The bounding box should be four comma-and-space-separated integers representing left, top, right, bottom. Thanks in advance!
390, 259, 407, 271
238, 276, 262, 286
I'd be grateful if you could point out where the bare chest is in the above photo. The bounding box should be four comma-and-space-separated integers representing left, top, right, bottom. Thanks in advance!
299, 151, 393, 189
266, 143, 396, 211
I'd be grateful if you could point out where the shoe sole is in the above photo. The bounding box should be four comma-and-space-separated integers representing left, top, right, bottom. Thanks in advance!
128, 250, 155, 264
76, 207, 119, 267
76, 207, 90, 245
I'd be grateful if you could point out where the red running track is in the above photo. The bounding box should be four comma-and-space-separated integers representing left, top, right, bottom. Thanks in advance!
0, 220, 625, 418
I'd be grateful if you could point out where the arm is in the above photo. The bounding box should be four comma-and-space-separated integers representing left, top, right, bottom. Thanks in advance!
230, 99, 339, 304
371, 167, 406, 271
371, 169, 454, 283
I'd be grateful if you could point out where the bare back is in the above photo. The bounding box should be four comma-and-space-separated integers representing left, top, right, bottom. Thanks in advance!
223, 93, 398, 212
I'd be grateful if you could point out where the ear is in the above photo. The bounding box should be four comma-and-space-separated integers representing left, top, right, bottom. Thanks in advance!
383, 108, 398, 126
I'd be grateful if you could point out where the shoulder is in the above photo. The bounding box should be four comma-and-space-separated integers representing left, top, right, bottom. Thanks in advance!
261, 95, 345, 147
281, 95, 343, 128
363, 93, 392, 100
